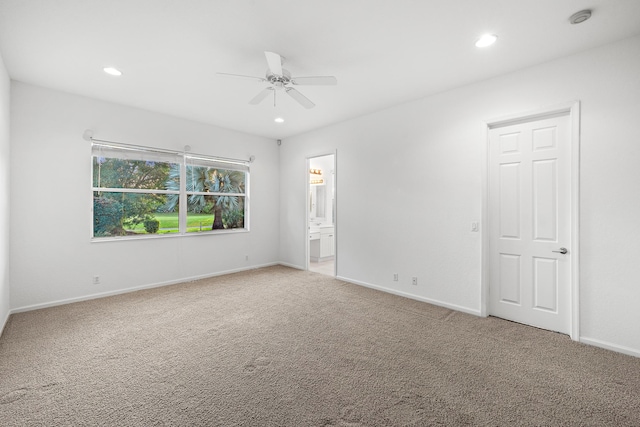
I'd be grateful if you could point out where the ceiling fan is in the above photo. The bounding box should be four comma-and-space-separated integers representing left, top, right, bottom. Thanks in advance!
217, 51, 337, 109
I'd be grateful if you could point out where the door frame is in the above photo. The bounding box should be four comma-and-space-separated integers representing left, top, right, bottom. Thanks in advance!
305, 151, 337, 276
481, 102, 581, 341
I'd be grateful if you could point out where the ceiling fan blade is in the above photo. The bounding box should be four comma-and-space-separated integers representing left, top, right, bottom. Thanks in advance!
264, 51, 283, 76
216, 72, 266, 83
290, 76, 337, 86
286, 87, 315, 109
249, 87, 274, 105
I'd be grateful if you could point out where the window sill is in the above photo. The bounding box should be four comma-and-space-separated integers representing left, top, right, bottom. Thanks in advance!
91, 228, 249, 243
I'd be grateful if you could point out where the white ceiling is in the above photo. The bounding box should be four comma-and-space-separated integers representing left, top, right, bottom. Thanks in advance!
1, 0, 639, 140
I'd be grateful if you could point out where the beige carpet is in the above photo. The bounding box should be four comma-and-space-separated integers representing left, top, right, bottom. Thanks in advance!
1, 265, 639, 426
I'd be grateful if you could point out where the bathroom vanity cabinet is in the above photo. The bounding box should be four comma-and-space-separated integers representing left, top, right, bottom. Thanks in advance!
310, 225, 334, 262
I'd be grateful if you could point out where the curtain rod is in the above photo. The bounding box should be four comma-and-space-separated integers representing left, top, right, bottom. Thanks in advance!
83, 129, 254, 164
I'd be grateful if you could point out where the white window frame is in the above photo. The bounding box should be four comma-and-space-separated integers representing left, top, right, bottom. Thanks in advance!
91, 140, 250, 241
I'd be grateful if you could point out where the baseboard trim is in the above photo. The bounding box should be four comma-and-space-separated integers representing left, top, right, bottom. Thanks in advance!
10, 262, 279, 314
580, 337, 640, 359
336, 275, 481, 316
277, 261, 306, 271
0, 309, 10, 339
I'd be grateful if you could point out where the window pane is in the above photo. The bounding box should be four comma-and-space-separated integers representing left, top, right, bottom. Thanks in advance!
91, 141, 250, 240
185, 166, 245, 194
93, 192, 179, 237
185, 155, 249, 172
93, 157, 179, 190
186, 195, 245, 233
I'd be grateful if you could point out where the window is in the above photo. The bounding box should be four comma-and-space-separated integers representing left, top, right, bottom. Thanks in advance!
92, 142, 249, 239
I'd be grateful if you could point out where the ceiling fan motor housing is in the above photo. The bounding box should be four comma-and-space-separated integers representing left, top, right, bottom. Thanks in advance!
267, 69, 291, 88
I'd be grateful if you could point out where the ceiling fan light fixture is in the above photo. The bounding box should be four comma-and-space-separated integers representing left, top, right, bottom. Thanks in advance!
475, 34, 498, 48
103, 67, 122, 76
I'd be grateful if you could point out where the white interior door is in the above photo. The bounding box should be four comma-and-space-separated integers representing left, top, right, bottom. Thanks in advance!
488, 114, 571, 334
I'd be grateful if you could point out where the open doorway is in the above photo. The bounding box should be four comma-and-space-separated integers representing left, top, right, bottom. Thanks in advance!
307, 153, 336, 276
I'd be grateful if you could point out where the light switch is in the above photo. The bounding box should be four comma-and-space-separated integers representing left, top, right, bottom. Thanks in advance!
471, 222, 479, 232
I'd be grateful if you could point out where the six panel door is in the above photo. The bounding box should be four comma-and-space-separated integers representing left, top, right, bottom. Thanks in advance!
488, 114, 571, 334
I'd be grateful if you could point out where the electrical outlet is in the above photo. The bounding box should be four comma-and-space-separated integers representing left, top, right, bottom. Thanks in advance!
412, 277, 418, 286
92, 275, 100, 285
245, 255, 249, 261
393, 273, 399, 281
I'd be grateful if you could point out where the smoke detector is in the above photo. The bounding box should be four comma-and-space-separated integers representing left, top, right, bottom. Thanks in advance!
569, 10, 592, 24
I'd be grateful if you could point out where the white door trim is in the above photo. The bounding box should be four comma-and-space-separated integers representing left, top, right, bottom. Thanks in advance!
481, 102, 580, 341
306, 151, 337, 276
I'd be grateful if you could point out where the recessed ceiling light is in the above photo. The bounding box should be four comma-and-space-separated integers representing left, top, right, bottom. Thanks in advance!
103, 67, 122, 76
475, 34, 498, 48
274, 117, 284, 123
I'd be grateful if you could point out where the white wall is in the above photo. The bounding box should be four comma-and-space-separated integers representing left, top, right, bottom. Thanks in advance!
279, 35, 640, 356
0, 52, 10, 332
10, 82, 280, 310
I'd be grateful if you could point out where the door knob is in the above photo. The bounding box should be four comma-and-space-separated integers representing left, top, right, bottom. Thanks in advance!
552, 247, 568, 254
